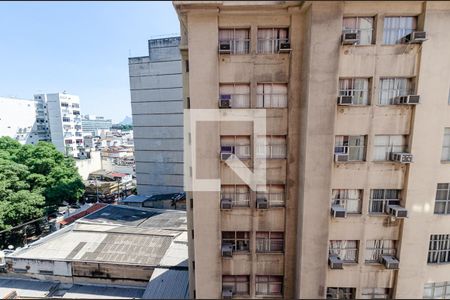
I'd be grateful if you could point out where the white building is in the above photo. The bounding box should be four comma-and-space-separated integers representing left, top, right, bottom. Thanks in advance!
0, 97, 39, 144
81, 114, 112, 136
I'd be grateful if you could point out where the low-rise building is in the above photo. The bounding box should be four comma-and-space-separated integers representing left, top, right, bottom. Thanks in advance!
120, 193, 186, 210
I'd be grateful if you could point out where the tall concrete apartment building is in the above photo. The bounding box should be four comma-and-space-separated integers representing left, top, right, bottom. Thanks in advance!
81, 114, 112, 136
129, 37, 184, 195
174, 1, 450, 299
0, 97, 39, 144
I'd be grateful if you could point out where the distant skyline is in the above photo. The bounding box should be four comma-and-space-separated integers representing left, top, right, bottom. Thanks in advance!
0, 1, 180, 122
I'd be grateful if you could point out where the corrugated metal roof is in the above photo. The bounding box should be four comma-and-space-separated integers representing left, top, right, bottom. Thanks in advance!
143, 269, 189, 299
62, 284, 145, 299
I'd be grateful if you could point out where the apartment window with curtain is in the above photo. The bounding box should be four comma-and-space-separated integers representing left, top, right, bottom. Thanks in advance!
256, 184, 285, 207
339, 78, 370, 105
428, 234, 450, 264
365, 240, 397, 263
372, 135, 408, 161
256, 83, 288, 108
361, 288, 391, 299
442, 128, 450, 161
326, 288, 356, 299
329, 240, 358, 263
331, 189, 362, 214
257, 28, 289, 54
222, 275, 250, 296
423, 282, 450, 299
342, 17, 374, 45
383, 16, 417, 45
256, 232, 284, 253
256, 135, 287, 159
222, 231, 250, 252
221, 185, 250, 207
379, 78, 414, 105
435, 183, 450, 214
369, 189, 401, 214
220, 136, 251, 159
219, 83, 250, 108
255, 276, 283, 297
335, 135, 366, 161
218, 28, 250, 54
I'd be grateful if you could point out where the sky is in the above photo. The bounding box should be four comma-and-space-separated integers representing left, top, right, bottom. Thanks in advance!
0, 1, 180, 123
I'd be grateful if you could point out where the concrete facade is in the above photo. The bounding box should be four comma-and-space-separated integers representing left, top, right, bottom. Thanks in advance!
81, 115, 112, 136
174, 1, 450, 299
129, 37, 184, 195
0, 97, 39, 144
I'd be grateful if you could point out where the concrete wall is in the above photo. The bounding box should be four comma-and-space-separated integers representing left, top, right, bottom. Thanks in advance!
75, 151, 102, 180
0, 97, 37, 144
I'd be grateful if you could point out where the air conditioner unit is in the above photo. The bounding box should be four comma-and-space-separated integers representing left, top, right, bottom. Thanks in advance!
221, 146, 235, 161
381, 255, 399, 269
394, 95, 420, 105
404, 31, 427, 44
337, 95, 353, 105
220, 198, 232, 210
331, 204, 347, 218
387, 204, 408, 218
278, 42, 291, 53
222, 289, 233, 299
334, 153, 349, 163
390, 152, 413, 164
341, 32, 360, 45
256, 198, 269, 209
328, 255, 344, 269
219, 94, 232, 108
219, 41, 231, 54
221, 244, 233, 257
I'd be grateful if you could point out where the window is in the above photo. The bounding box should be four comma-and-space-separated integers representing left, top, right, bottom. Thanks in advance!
256, 83, 288, 108
383, 16, 417, 45
256, 184, 285, 207
255, 275, 283, 296
339, 78, 370, 105
335, 135, 366, 161
361, 288, 391, 299
185, 60, 189, 72
329, 240, 358, 263
221, 185, 250, 207
257, 28, 289, 54
428, 234, 450, 264
222, 231, 250, 252
222, 275, 250, 296
442, 128, 450, 161
326, 287, 355, 299
424, 281, 450, 299
373, 135, 408, 161
256, 135, 287, 159
256, 232, 284, 253
435, 183, 450, 214
369, 189, 401, 214
343, 17, 374, 45
219, 28, 250, 55
379, 78, 414, 105
331, 189, 362, 214
219, 83, 250, 108
220, 136, 251, 159
62, 117, 71, 122
60, 102, 69, 107
365, 240, 397, 263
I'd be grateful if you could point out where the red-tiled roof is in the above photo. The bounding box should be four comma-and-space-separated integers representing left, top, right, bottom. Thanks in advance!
59, 203, 107, 226
111, 172, 129, 177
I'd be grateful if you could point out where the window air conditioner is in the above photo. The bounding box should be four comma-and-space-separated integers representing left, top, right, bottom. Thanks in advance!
328, 255, 344, 269
341, 32, 360, 45
337, 95, 353, 105
219, 41, 231, 54
278, 42, 291, 53
256, 198, 269, 209
403, 31, 427, 44
219, 94, 232, 108
389, 152, 413, 164
220, 198, 232, 210
331, 204, 347, 218
334, 153, 349, 163
387, 204, 408, 218
394, 95, 420, 105
381, 255, 399, 269
221, 244, 233, 257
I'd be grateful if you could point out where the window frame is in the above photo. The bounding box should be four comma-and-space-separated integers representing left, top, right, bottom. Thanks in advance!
256, 82, 288, 108
222, 275, 250, 296
372, 135, 408, 161
383, 16, 418, 45
220, 135, 251, 159
342, 16, 375, 45
365, 239, 397, 263
326, 287, 356, 299
329, 240, 359, 263
361, 288, 391, 299
257, 27, 290, 54
334, 135, 366, 161
255, 275, 283, 297
255, 135, 287, 159
441, 128, 450, 162
221, 184, 251, 208
369, 189, 401, 214
338, 77, 371, 105
219, 83, 251, 108
222, 231, 250, 253
256, 231, 284, 253
218, 28, 251, 55
434, 183, 450, 215
428, 234, 450, 264
256, 184, 286, 207
331, 189, 362, 214
378, 77, 415, 105
423, 281, 450, 299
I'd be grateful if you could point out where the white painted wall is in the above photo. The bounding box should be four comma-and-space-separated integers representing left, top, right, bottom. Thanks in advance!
0, 97, 38, 144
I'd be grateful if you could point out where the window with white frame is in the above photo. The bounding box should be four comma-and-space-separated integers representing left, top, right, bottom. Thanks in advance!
369, 189, 401, 214
221, 185, 250, 207
423, 281, 450, 299
335, 135, 366, 161
222, 231, 250, 252
342, 17, 374, 45
256, 83, 288, 108
339, 78, 370, 105
379, 78, 414, 105
331, 189, 362, 214
255, 275, 283, 296
256, 135, 287, 159
222, 275, 250, 296
365, 240, 397, 263
220, 136, 251, 159
256, 184, 285, 207
219, 28, 250, 54
372, 135, 408, 161
329, 240, 358, 263
219, 83, 250, 108
361, 288, 391, 299
326, 287, 356, 299
428, 234, 450, 264
256, 232, 284, 253
442, 128, 450, 161
257, 28, 289, 54
435, 183, 450, 214
383, 16, 417, 45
